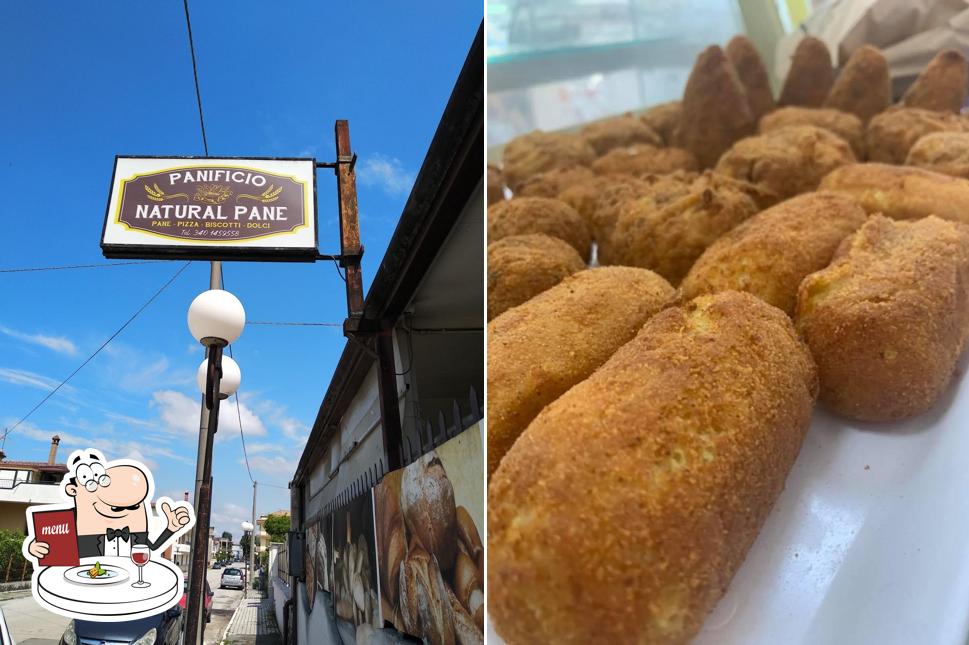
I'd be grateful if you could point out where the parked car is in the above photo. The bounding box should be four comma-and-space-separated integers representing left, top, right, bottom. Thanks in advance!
0, 607, 13, 645
212, 561, 223, 569
60, 611, 183, 645
220, 566, 245, 590
178, 580, 213, 624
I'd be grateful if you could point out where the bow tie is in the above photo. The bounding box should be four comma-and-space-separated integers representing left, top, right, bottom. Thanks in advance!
106, 527, 131, 542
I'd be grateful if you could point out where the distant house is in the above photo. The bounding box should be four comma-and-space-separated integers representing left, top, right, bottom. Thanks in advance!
0, 435, 69, 532
256, 510, 289, 554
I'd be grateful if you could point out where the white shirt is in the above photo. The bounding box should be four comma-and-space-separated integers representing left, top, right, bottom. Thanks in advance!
104, 532, 132, 557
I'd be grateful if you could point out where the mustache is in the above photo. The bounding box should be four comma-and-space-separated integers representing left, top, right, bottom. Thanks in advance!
109, 503, 141, 512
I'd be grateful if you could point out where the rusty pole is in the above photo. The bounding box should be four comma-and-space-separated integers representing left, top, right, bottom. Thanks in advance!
335, 120, 364, 328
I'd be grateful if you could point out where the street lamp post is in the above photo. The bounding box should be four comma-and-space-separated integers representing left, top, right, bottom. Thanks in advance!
185, 289, 245, 645
241, 520, 254, 598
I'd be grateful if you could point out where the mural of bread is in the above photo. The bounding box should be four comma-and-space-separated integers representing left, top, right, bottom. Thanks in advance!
455, 506, 482, 573
448, 586, 484, 645
401, 453, 458, 572
489, 291, 818, 644
452, 550, 483, 631
399, 544, 455, 645
374, 470, 405, 610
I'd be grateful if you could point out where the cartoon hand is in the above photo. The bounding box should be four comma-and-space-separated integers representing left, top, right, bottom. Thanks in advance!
162, 502, 191, 533
29, 540, 50, 559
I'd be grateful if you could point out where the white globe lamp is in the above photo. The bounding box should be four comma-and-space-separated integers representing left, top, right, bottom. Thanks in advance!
187, 289, 246, 346
197, 355, 241, 398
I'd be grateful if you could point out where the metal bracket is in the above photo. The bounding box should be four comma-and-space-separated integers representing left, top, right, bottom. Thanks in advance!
314, 153, 357, 172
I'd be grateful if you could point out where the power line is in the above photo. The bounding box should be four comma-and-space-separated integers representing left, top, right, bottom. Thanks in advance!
1, 261, 192, 446
0, 261, 159, 274
246, 321, 342, 327
182, 0, 209, 156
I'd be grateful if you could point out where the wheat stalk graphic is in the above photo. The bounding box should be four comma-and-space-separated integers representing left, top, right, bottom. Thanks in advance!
237, 184, 283, 203
144, 183, 189, 202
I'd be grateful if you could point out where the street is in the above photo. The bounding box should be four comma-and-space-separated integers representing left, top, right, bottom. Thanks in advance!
0, 565, 245, 645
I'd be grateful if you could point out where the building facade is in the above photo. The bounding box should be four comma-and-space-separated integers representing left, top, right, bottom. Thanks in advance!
0, 436, 68, 532
284, 26, 483, 645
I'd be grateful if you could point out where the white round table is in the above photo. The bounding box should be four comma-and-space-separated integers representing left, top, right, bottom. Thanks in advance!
37, 556, 182, 622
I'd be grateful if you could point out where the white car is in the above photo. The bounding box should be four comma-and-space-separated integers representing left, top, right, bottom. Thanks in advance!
220, 567, 245, 590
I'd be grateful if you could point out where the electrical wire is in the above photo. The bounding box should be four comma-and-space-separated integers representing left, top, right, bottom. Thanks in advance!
182, 0, 209, 157
0, 261, 192, 446
246, 321, 342, 327
0, 261, 159, 273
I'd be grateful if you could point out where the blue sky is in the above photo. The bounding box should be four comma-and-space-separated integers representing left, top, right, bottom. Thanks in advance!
0, 1, 481, 540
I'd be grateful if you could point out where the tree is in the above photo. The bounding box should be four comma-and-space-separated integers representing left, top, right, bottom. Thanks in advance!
215, 549, 231, 563
221, 531, 233, 542
264, 513, 290, 543
240, 534, 250, 560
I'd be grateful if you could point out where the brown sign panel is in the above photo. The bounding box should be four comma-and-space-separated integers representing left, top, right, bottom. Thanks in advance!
102, 157, 318, 261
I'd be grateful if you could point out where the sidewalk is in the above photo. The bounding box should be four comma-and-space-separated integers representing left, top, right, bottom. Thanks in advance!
222, 590, 282, 645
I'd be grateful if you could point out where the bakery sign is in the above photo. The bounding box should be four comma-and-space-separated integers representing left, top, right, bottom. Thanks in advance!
101, 156, 318, 261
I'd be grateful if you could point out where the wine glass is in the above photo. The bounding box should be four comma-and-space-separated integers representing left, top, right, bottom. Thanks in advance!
130, 545, 151, 588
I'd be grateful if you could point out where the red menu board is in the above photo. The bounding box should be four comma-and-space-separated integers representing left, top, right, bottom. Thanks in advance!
31, 509, 79, 567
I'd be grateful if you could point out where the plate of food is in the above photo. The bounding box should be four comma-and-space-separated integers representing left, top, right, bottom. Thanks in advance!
64, 561, 129, 586
487, 29, 969, 645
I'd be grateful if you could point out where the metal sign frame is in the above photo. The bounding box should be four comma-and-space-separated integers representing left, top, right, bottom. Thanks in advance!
100, 155, 320, 262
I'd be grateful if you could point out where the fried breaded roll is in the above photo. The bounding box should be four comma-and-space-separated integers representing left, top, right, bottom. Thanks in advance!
486, 267, 674, 477
906, 131, 969, 179
820, 163, 969, 224
487, 164, 504, 205
610, 176, 759, 284
557, 174, 642, 229
824, 45, 891, 124
715, 125, 856, 201
639, 101, 681, 145
779, 37, 834, 108
487, 234, 585, 321
726, 35, 775, 122
488, 197, 592, 260
581, 114, 662, 155
591, 143, 699, 177
679, 192, 866, 315
760, 106, 865, 159
902, 49, 969, 113
514, 166, 595, 198
489, 290, 817, 644
797, 215, 969, 421
674, 45, 756, 168
501, 131, 596, 192
865, 107, 965, 164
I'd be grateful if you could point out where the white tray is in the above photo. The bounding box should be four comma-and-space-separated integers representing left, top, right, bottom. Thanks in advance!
489, 353, 969, 644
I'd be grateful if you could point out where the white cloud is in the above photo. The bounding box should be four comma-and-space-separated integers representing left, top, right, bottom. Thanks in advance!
151, 390, 267, 442
0, 325, 77, 355
211, 502, 251, 530
4, 420, 93, 450
246, 442, 283, 455
0, 367, 67, 392
358, 153, 415, 196
246, 454, 297, 475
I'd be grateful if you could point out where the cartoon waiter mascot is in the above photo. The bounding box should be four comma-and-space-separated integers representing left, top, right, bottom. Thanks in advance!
22, 448, 195, 622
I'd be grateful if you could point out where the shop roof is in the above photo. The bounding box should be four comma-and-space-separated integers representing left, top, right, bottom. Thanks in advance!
292, 23, 483, 488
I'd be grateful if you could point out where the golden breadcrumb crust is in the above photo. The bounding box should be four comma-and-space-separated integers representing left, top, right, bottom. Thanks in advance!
796, 215, 969, 421
592, 144, 699, 177
610, 177, 759, 285
820, 162, 969, 224
906, 131, 969, 179
760, 106, 865, 159
487, 234, 586, 321
501, 131, 596, 192
679, 192, 866, 315
515, 165, 596, 198
726, 35, 775, 122
865, 107, 966, 164
581, 114, 663, 155
639, 101, 682, 145
486, 267, 674, 477
487, 164, 505, 205
779, 37, 833, 108
715, 125, 856, 200
488, 290, 817, 645
824, 45, 891, 124
674, 45, 756, 168
902, 49, 969, 113
488, 197, 592, 260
